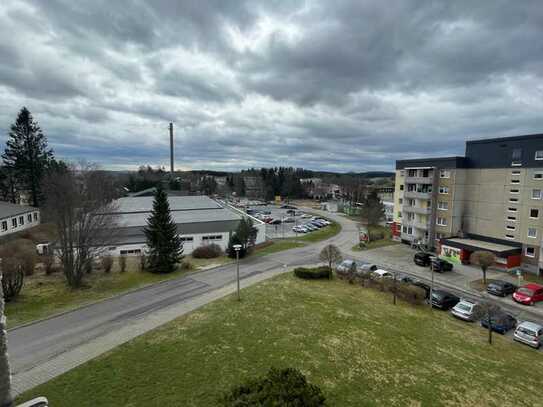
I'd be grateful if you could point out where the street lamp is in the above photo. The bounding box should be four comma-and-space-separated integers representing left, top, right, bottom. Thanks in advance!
233, 244, 242, 301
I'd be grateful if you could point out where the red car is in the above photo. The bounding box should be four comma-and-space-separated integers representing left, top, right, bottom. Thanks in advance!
513, 283, 543, 305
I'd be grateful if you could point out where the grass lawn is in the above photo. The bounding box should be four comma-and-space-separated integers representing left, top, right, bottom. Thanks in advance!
18, 273, 543, 406
352, 239, 399, 251
252, 240, 307, 257
6, 255, 231, 328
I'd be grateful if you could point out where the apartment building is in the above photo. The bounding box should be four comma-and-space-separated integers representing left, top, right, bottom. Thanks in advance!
393, 134, 543, 274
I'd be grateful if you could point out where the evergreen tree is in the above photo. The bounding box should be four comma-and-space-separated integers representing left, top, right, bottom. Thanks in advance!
143, 186, 183, 273
360, 190, 385, 226
2, 107, 53, 207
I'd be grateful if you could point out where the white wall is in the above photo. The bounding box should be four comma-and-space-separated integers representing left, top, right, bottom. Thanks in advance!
0, 210, 40, 238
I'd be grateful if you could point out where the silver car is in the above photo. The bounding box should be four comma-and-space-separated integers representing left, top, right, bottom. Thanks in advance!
514, 321, 543, 349
451, 300, 481, 322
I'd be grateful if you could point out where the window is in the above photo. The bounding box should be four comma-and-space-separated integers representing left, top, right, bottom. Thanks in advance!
19, 216, 24, 226
511, 170, 521, 175
398, 198, 403, 204
526, 247, 535, 257
400, 170, 405, 177
180, 236, 194, 242
509, 197, 519, 203
532, 189, 541, 199
11, 218, 17, 228
407, 213, 415, 221
202, 235, 222, 242
510, 179, 520, 184
506, 225, 516, 231
528, 228, 537, 239
1, 221, 6, 231
512, 148, 522, 166
530, 209, 539, 219
510, 189, 520, 194
439, 186, 449, 194
120, 249, 142, 255
437, 201, 448, 210
508, 207, 517, 212
535, 151, 543, 160
33, 212, 38, 221
440, 169, 450, 178
27, 214, 32, 223
505, 234, 515, 239
533, 172, 543, 180
507, 216, 516, 221
400, 184, 404, 191
407, 226, 413, 235
436, 217, 448, 226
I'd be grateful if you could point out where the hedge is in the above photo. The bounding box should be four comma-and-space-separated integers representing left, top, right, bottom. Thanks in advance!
293, 266, 331, 280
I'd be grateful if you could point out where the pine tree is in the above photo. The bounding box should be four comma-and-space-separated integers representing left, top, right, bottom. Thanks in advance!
143, 186, 183, 273
2, 107, 53, 207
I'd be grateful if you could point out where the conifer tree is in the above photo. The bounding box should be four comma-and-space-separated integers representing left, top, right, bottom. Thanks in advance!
144, 186, 183, 273
2, 107, 53, 207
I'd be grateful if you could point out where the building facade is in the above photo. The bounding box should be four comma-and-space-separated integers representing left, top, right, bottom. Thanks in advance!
0, 201, 40, 239
393, 134, 543, 273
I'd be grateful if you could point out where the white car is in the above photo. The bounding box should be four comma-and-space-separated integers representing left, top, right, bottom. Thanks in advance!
371, 269, 393, 279
451, 299, 481, 322
301, 214, 311, 218
514, 321, 543, 349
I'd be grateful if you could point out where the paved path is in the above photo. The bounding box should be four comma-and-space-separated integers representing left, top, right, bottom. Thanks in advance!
9, 208, 356, 396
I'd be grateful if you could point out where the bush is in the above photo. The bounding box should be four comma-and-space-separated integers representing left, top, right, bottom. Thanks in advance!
119, 255, 127, 273
227, 234, 247, 259
1, 261, 24, 301
179, 260, 193, 270
0, 239, 37, 276
219, 367, 326, 406
139, 254, 146, 271
192, 244, 223, 259
42, 254, 56, 275
397, 284, 426, 305
101, 256, 113, 273
294, 266, 331, 280
369, 229, 385, 241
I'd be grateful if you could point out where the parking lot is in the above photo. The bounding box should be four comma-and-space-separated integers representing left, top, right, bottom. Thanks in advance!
245, 205, 325, 239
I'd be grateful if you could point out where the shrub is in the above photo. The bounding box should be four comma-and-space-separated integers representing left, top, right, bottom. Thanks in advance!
219, 367, 325, 406
369, 229, 385, 241
192, 244, 223, 259
139, 254, 146, 271
119, 255, 127, 273
179, 260, 193, 270
42, 254, 56, 275
294, 266, 331, 280
227, 234, 247, 259
0, 239, 37, 276
1, 261, 24, 301
101, 256, 113, 273
397, 284, 426, 305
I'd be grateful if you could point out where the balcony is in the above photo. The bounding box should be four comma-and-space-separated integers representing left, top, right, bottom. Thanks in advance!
413, 221, 430, 230
404, 190, 432, 200
403, 206, 431, 215
405, 176, 433, 184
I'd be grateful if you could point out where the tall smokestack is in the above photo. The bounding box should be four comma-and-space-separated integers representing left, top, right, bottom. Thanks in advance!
169, 122, 174, 174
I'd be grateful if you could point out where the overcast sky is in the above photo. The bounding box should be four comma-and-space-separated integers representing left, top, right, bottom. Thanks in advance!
1, 1, 542, 172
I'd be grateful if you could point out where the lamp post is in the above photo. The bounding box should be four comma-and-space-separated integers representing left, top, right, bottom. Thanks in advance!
233, 244, 242, 301
429, 256, 435, 311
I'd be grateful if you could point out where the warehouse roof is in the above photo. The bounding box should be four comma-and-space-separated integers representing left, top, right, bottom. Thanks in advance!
0, 201, 38, 219
114, 195, 222, 214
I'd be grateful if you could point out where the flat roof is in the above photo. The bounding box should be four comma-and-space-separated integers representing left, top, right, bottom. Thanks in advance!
466, 133, 543, 145
0, 201, 38, 219
118, 208, 241, 228
113, 195, 222, 214
442, 237, 521, 255
396, 156, 467, 170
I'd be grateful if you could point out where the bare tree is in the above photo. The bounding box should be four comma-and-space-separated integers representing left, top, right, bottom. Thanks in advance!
319, 245, 342, 279
0, 264, 13, 407
470, 251, 496, 285
43, 162, 119, 288
474, 301, 501, 345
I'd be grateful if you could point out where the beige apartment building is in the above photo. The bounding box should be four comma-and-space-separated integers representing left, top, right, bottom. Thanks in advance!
393, 134, 543, 274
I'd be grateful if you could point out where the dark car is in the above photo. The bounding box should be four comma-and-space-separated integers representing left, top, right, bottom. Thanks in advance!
486, 280, 517, 297
269, 219, 282, 225
410, 279, 431, 299
480, 311, 517, 334
431, 289, 460, 310
414, 252, 433, 267
431, 258, 453, 273
280, 205, 297, 210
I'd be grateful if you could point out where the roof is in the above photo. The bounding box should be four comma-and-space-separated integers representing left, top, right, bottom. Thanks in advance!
466, 133, 543, 145
0, 201, 38, 219
114, 195, 222, 214
441, 237, 521, 256
520, 283, 543, 290
396, 156, 467, 170
517, 321, 543, 330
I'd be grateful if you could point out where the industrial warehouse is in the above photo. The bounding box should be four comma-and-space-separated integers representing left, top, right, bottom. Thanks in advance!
104, 195, 266, 256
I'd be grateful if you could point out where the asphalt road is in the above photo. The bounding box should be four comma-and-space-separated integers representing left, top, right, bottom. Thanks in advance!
8, 208, 356, 384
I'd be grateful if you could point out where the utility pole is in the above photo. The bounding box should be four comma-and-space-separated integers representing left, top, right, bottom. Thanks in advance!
169, 122, 174, 175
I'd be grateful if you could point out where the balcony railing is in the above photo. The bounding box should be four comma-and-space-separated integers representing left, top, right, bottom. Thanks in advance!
403, 206, 431, 215
404, 190, 432, 199
405, 176, 433, 184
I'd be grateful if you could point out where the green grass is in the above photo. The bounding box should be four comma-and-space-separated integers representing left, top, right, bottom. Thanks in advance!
18, 273, 543, 406
252, 240, 307, 257
6, 255, 231, 328
352, 239, 399, 251
295, 220, 341, 243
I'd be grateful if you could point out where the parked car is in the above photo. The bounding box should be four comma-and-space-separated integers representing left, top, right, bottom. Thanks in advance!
304, 224, 318, 231
308, 221, 323, 228
480, 311, 517, 334
292, 226, 308, 233
270, 218, 282, 225
408, 279, 431, 298
397, 274, 415, 284
514, 321, 543, 349
286, 209, 296, 215
280, 205, 297, 209
486, 280, 517, 297
301, 214, 312, 218
336, 260, 373, 276
512, 283, 543, 305
431, 258, 453, 272
431, 289, 460, 310
451, 299, 481, 321
414, 252, 433, 267
312, 220, 327, 227
317, 219, 331, 225
282, 217, 295, 223
371, 269, 393, 279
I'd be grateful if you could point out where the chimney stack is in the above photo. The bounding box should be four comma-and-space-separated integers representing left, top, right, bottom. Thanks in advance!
169, 122, 174, 175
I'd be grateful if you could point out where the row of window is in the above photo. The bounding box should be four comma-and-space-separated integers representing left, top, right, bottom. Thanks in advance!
504, 225, 539, 238
1, 212, 39, 232
511, 169, 543, 180
508, 188, 542, 202
512, 149, 543, 166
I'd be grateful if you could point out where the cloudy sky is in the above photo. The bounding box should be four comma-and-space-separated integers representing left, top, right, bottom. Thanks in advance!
1, 1, 542, 172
